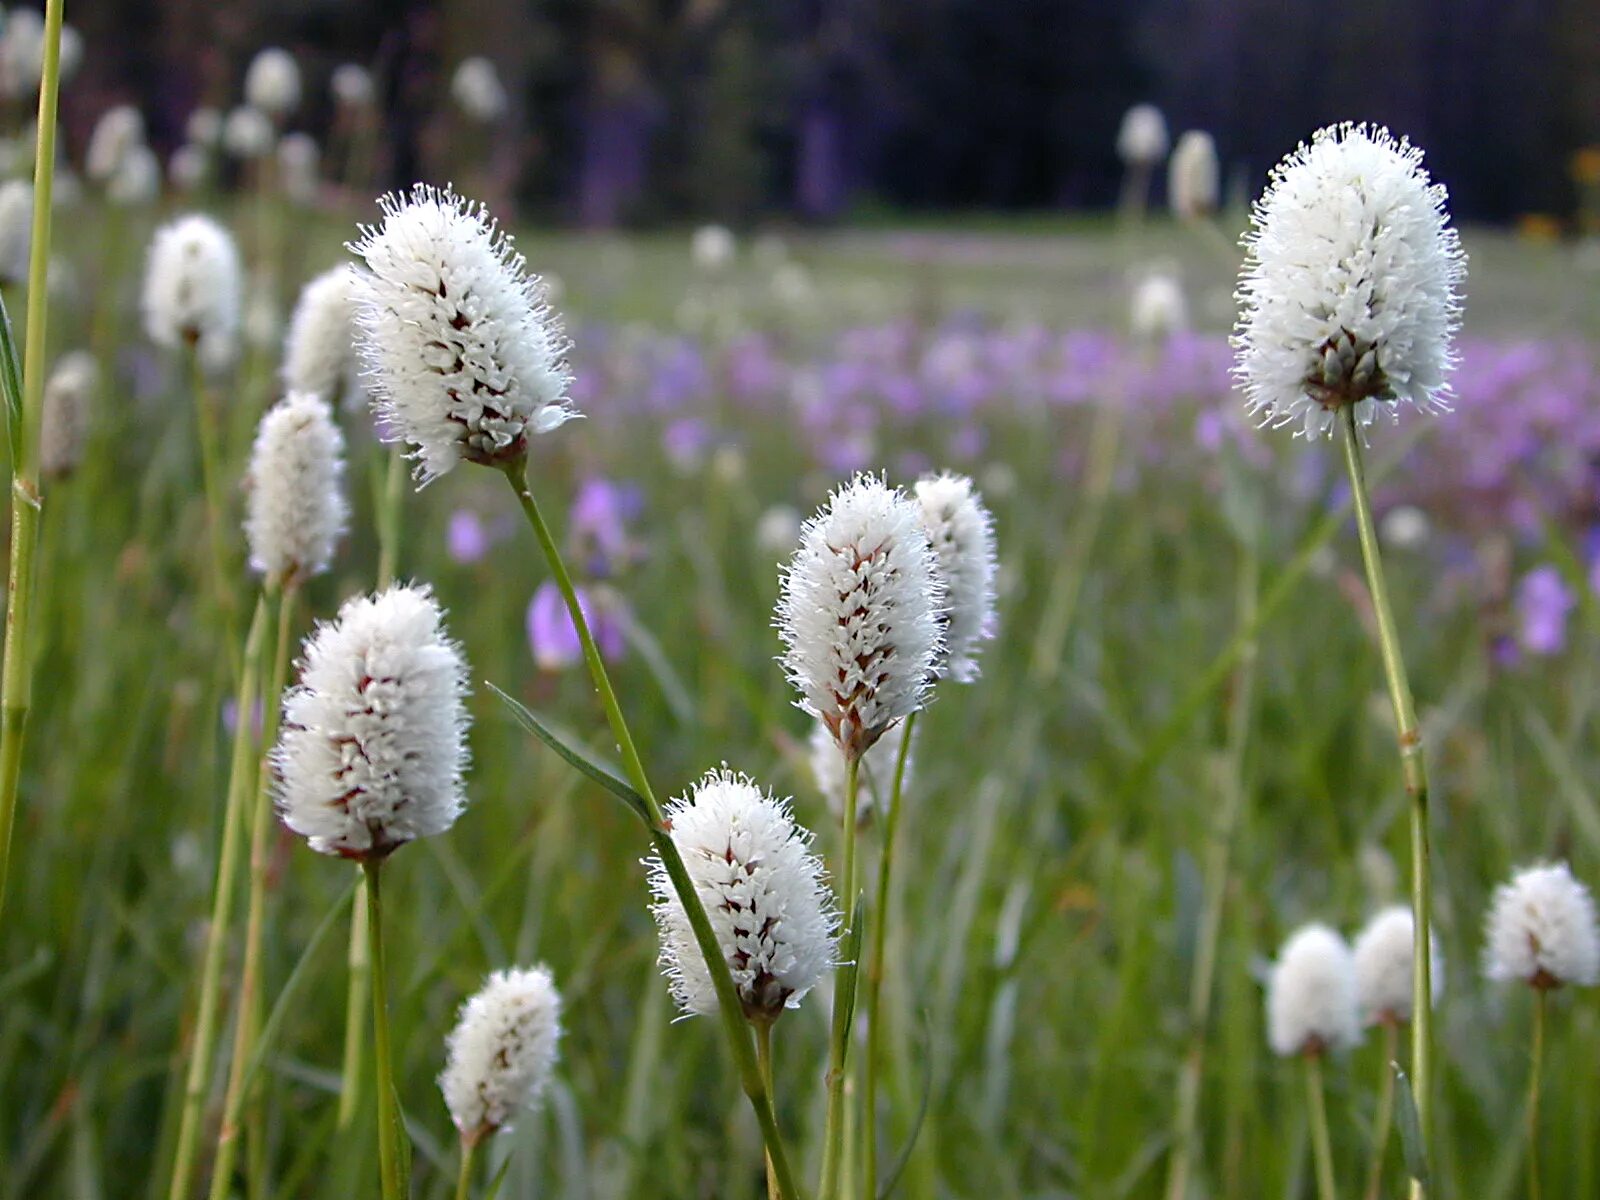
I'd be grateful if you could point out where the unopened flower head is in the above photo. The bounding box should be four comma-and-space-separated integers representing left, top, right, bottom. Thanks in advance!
778, 474, 945, 761
223, 105, 274, 160
275, 583, 470, 860
1352, 905, 1442, 1025
809, 717, 915, 828
85, 104, 144, 182
1267, 922, 1360, 1057
1168, 130, 1219, 219
451, 56, 506, 122
1117, 103, 1169, 165
349, 184, 575, 482
107, 143, 160, 207
186, 106, 222, 149
331, 63, 374, 109
1234, 123, 1466, 438
648, 769, 837, 1021
0, 178, 31, 285
142, 214, 243, 372
914, 471, 997, 683
244, 47, 301, 116
169, 144, 207, 193
1484, 861, 1600, 989
440, 966, 562, 1146
244, 392, 348, 587
39, 350, 95, 481
282, 265, 365, 406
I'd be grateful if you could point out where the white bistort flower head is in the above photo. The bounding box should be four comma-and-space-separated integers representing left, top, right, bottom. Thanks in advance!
1131, 270, 1188, 343
914, 471, 997, 683
0, 178, 30, 285
1267, 923, 1360, 1056
107, 143, 160, 206
277, 131, 319, 206
141, 214, 243, 372
1484, 861, 1600, 989
648, 769, 837, 1021
0, 8, 43, 100
440, 966, 562, 1146
275, 583, 470, 860
1168, 130, 1219, 219
244, 392, 348, 586
349, 184, 575, 482
332, 63, 374, 109
1234, 123, 1466, 439
244, 47, 301, 116
223, 105, 275, 160
169, 144, 207, 193
85, 104, 144, 183
186, 106, 223, 148
40, 350, 95, 481
1352, 905, 1442, 1025
691, 224, 735, 272
778, 474, 945, 761
451, 56, 506, 122
1117, 103, 1169, 166
809, 718, 914, 828
283, 265, 364, 405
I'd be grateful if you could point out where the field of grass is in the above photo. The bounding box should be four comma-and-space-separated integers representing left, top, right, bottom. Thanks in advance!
0, 193, 1597, 1200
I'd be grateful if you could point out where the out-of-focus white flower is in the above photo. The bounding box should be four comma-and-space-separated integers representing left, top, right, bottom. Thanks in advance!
223, 105, 275, 160
1352, 906, 1442, 1025
1484, 861, 1600, 989
331, 62, 374, 109
809, 718, 914, 827
85, 104, 144, 183
244, 47, 300, 116
107, 143, 160, 206
451, 56, 506, 122
772, 262, 812, 307
274, 583, 470, 860
55, 22, 81, 81
0, 178, 31, 285
755, 503, 801, 557
141, 214, 243, 372
1267, 923, 1360, 1056
914, 471, 998, 683
440, 966, 562, 1145
244, 281, 280, 351
691, 224, 735, 272
349, 184, 574, 482
186, 106, 223, 148
647, 768, 837, 1020
39, 349, 95, 480
0, 7, 43, 100
1234, 123, 1466, 439
1380, 504, 1431, 550
244, 391, 348, 587
277, 131, 319, 206
1168, 129, 1219, 219
778, 474, 945, 761
282, 265, 364, 406
169, 144, 208, 193
1130, 270, 1188, 343
1117, 103, 1169, 166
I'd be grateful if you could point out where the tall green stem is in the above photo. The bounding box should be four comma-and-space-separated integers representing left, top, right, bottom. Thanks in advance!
208, 584, 296, 1200
453, 1138, 478, 1200
365, 859, 405, 1200
167, 596, 269, 1200
1306, 1054, 1337, 1200
375, 446, 404, 588
1362, 1020, 1399, 1200
1165, 543, 1259, 1200
819, 754, 861, 1200
336, 878, 370, 1131
864, 715, 916, 1199
1340, 405, 1432, 1197
499, 461, 803, 1200
1525, 987, 1546, 1200
0, 0, 64, 927
756, 1021, 780, 1200
190, 346, 239, 668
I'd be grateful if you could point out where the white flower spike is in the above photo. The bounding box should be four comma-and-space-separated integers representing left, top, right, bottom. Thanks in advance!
349, 184, 575, 483
1352, 905, 1442, 1025
244, 392, 348, 587
141, 214, 243, 372
777, 474, 945, 760
40, 350, 95, 481
1168, 129, 1219, 219
1234, 123, 1466, 439
274, 584, 470, 860
440, 966, 562, 1146
809, 718, 914, 828
1484, 861, 1600, 989
244, 47, 301, 116
1267, 923, 1360, 1057
913, 471, 997, 683
282, 265, 365, 406
648, 769, 837, 1021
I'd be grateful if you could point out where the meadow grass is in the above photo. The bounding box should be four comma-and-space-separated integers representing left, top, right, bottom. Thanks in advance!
0, 198, 1595, 1199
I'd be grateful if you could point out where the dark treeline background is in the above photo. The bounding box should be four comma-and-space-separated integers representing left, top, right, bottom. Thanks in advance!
56, 0, 1600, 225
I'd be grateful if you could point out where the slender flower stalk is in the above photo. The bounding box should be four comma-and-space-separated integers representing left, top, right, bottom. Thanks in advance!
364, 858, 403, 1200
1305, 1054, 1338, 1200
0, 0, 64, 927
817, 755, 859, 1200
167, 597, 269, 1200
1525, 987, 1546, 1200
1363, 1019, 1399, 1200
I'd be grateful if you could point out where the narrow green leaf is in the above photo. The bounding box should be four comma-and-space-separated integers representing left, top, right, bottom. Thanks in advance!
0, 288, 23, 471
1518, 705, 1600, 855
391, 1082, 412, 1193
482, 1152, 515, 1200
487, 681, 651, 826
877, 1017, 933, 1200
831, 894, 867, 1070
1392, 1064, 1430, 1188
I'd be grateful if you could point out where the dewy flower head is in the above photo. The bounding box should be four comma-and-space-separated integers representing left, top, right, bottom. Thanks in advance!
244, 392, 348, 587
274, 583, 470, 860
349, 184, 575, 483
440, 965, 562, 1146
244, 47, 301, 116
648, 768, 837, 1021
1266, 922, 1360, 1057
1484, 861, 1600, 989
1234, 123, 1466, 439
777, 474, 945, 761
282, 265, 365, 407
913, 471, 997, 683
809, 718, 914, 828
1352, 905, 1442, 1026
141, 213, 243, 372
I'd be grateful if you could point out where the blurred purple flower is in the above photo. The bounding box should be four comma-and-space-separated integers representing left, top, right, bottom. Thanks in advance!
1516, 565, 1575, 656
570, 476, 642, 576
221, 698, 264, 738
527, 581, 626, 671
448, 509, 491, 564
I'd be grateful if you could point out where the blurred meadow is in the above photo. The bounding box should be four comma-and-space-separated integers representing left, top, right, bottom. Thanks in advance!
0, 5, 1597, 1200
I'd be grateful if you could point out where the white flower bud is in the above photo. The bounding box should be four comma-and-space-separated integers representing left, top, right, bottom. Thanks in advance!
107, 143, 160, 206
141, 214, 243, 372
1267, 923, 1360, 1056
440, 966, 562, 1145
1352, 906, 1442, 1025
40, 350, 95, 480
244, 47, 300, 116
85, 104, 144, 182
169, 144, 208, 193
914, 471, 997, 683
283, 265, 364, 407
451, 56, 506, 122
1168, 130, 1219, 219
1484, 861, 1600, 989
1130, 271, 1188, 343
186, 106, 223, 148
0, 178, 31, 285
331, 63, 374, 108
1116, 104, 1169, 166
244, 392, 348, 587
691, 224, 735, 271
223, 105, 274, 160
277, 131, 319, 206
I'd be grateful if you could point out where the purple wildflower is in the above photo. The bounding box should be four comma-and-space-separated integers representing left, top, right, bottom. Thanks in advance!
1517, 565, 1576, 656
